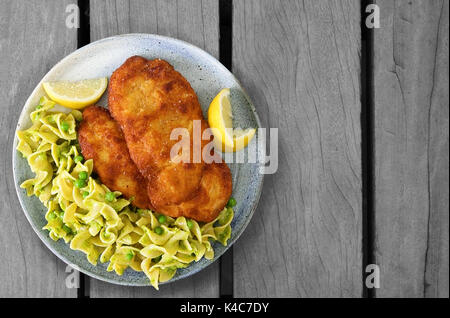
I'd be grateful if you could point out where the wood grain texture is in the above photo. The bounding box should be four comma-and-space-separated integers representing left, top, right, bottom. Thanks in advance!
89, 0, 220, 297
90, 0, 218, 58
232, 0, 363, 297
373, 0, 449, 297
0, 0, 78, 297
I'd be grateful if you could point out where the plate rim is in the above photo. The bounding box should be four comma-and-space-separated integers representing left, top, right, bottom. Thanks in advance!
12, 33, 264, 287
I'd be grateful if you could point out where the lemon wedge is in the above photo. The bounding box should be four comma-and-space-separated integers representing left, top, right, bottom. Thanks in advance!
42, 77, 108, 109
208, 88, 256, 152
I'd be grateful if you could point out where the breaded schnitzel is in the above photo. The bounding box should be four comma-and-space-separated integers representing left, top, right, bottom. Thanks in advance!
78, 105, 152, 209
109, 57, 205, 207
109, 56, 232, 222
155, 158, 232, 222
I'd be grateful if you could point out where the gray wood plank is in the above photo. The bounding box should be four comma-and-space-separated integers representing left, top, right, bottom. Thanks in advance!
232, 0, 363, 297
90, 0, 218, 58
0, 0, 78, 297
89, 0, 220, 297
373, 0, 449, 298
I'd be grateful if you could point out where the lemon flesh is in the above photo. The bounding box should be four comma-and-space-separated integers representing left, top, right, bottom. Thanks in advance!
42, 77, 108, 109
208, 88, 256, 152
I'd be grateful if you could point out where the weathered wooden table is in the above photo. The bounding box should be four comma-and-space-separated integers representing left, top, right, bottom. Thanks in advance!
0, 0, 448, 298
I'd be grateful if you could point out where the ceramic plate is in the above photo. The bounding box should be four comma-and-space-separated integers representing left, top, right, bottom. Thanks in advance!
12, 34, 263, 286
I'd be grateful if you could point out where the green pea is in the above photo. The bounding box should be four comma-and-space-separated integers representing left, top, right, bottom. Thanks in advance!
152, 255, 162, 263
36, 104, 43, 110
74, 155, 84, 163
60, 121, 69, 132
105, 192, 115, 202
62, 225, 72, 234
74, 179, 86, 188
186, 219, 193, 229
47, 212, 57, 220
227, 197, 237, 207
158, 215, 166, 224
154, 226, 164, 235
78, 171, 88, 180
82, 191, 89, 198
125, 251, 134, 261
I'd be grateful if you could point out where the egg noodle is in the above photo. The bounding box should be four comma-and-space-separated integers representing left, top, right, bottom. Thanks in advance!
16, 96, 233, 289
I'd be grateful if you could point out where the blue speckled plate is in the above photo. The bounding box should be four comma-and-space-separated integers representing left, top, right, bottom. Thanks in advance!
12, 34, 263, 286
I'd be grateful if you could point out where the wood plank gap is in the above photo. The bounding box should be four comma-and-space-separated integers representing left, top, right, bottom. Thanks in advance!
219, 0, 233, 298
361, 0, 375, 298
78, 0, 90, 48
77, 0, 91, 298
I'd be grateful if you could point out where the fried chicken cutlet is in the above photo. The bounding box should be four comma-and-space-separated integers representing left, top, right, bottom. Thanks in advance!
157, 156, 232, 222
109, 56, 232, 222
78, 105, 152, 209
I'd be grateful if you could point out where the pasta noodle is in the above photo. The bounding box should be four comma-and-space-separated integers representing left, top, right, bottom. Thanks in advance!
16, 96, 234, 289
